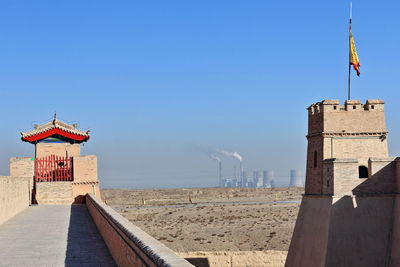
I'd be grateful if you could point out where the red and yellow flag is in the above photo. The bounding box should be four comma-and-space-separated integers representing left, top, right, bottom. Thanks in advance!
349, 28, 360, 76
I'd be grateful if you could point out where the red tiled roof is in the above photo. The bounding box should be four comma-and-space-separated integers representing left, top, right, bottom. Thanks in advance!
21, 119, 90, 143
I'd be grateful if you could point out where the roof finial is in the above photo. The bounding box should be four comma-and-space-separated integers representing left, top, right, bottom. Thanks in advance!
54, 112, 57, 120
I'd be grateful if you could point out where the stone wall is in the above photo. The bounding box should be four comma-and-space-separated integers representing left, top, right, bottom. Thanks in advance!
177, 251, 287, 267
86, 194, 193, 267
0, 176, 31, 225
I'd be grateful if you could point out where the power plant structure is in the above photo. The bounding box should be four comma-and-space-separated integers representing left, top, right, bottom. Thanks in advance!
219, 168, 283, 188
289, 169, 303, 187
211, 148, 303, 188
263, 170, 274, 188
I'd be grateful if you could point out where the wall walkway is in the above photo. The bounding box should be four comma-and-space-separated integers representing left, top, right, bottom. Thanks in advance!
0, 205, 115, 266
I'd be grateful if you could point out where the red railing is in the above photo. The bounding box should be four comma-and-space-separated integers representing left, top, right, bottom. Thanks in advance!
34, 155, 73, 182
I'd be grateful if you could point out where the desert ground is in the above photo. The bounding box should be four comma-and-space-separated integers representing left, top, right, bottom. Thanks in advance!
102, 187, 302, 253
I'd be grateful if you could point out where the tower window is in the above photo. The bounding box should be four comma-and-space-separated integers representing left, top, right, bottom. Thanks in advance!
313, 151, 317, 168
358, 166, 368, 178
371, 105, 375, 109
333, 106, 337, 110
353, 105, 356, 109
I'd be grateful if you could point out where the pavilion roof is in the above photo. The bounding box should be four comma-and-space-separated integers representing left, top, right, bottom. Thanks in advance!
21, 118, 90, 144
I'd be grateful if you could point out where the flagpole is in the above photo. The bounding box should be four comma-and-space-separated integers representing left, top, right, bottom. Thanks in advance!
348, 2, 352, 100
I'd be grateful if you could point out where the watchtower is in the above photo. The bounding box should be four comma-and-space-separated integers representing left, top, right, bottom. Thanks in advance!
305, 99, 388, 195
16, 116, 100, 204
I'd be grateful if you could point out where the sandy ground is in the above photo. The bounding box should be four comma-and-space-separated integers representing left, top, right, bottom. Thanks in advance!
102, 187, 302, 252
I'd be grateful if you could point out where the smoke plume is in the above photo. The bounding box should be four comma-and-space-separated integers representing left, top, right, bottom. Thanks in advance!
210, 154, 221, 162
216, 149, 243, 162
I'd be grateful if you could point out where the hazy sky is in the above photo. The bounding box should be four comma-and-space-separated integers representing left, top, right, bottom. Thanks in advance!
1, 1, 400, 188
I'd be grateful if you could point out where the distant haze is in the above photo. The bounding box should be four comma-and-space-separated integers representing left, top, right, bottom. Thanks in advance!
1, 1, 400, 188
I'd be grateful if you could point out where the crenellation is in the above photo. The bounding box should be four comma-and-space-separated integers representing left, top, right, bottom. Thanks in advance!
308, 99, 385, 117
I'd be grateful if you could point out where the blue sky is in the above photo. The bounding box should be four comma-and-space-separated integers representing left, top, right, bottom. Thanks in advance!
1, 1, 400, 188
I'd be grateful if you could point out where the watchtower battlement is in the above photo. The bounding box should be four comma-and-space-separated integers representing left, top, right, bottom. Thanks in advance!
307, 99, 386, 136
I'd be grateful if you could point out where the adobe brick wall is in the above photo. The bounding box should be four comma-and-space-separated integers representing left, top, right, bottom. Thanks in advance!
72, 182, 100, 203
323, 159, 361, 196
9, 157, 34, 178
286, 196, 332, 267
35, 143, 80, 158
33, 155, 100, 204
0, 176, 31, 225
73, 155, 98, 182
389, 196, 400, 266
35, 182, 73, 205
86, 194, 193, 267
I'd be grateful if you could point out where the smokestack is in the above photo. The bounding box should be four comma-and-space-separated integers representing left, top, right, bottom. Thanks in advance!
216, 149, 243, 187
210, 154, 222, 187
290, 170, 303, 187
219, 161, 222, 187
239, 161, 243, 187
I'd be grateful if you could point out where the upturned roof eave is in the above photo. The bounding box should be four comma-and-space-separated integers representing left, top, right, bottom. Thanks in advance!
21, 128, 90, 144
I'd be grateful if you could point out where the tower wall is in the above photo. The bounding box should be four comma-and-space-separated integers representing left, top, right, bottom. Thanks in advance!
35, 143, 80, 158
305, 100, 388, 195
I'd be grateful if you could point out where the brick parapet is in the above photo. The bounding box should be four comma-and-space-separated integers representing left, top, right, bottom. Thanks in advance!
86, 194, 193, 267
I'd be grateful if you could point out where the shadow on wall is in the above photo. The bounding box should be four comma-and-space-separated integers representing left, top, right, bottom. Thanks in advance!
353, 161, 397, 195
65, 205, 116, 267
324, 163, 397, 267
185, 258, 210, 267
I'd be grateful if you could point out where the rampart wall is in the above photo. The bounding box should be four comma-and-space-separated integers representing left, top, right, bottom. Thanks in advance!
86, 194, 193, 267
0, 176, 31, 225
